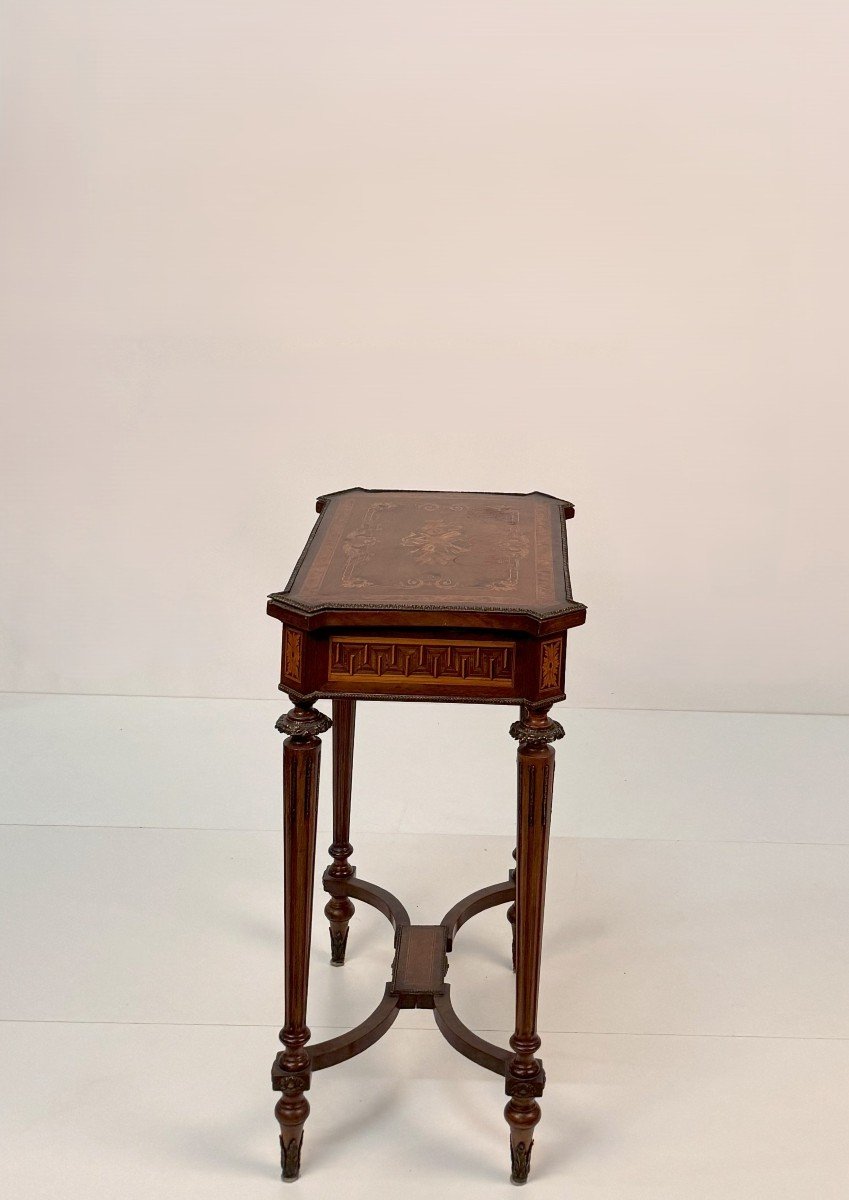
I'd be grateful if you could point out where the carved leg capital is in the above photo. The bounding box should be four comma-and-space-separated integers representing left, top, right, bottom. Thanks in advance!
276, 706, 332, 740
509, 702, 564, 747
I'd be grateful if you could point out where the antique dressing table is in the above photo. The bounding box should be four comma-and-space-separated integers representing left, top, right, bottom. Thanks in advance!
267, 488, 586, 1184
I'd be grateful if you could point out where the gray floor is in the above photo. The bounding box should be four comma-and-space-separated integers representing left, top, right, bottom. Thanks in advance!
2, 694, 848, 1197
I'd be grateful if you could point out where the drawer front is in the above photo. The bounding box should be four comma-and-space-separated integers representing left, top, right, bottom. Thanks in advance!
327, 635, 516, 691
278, 624, 566, 705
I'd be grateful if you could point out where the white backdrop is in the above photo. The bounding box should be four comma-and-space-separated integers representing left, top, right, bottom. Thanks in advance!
2, 1, 847, 713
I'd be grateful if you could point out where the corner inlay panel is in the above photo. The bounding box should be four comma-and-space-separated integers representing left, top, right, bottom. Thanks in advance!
539, 638, 562, 692
283, 628, 303, 684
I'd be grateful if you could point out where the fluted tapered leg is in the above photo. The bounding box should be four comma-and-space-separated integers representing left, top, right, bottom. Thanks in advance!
273, 702, 331, 1182
504, 704, 562, 1185
325, 698, 356, 964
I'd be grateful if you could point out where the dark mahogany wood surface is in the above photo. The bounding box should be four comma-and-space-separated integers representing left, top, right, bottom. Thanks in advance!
267, 489, 587, 707
268, 488, 586, 635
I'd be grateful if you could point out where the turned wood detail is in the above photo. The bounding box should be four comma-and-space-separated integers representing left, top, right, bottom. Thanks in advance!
325, 699, 357, 965
270, 698, 563, 1186
268, 703, 562, 1186
267, 489, 585, 1187
272, 701, 330, 1181
504, 703, 558, 1184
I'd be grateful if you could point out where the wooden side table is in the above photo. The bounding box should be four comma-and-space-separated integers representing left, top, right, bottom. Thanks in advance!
267, 488, 586, 1185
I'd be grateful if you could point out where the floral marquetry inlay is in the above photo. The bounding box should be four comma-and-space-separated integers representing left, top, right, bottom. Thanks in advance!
539, 638, 562, 692
401, 519, 470, 567
327, 497, 539, 596
283, 628, 303, 684
269, 489, 587, 634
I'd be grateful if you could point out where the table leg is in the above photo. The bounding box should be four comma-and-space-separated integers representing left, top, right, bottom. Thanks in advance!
273, 702, 331, 1181
504, 703, 563, 1184
325, 698, 356, 965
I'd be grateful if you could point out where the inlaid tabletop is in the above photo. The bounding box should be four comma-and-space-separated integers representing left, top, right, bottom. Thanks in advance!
268, 489, 586, 632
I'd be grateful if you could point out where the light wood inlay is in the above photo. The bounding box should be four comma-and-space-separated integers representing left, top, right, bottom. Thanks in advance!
283, 628, 303, 684
539, 638, 562, 692
328, 636, 516, 687
288, 491, 568, 610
